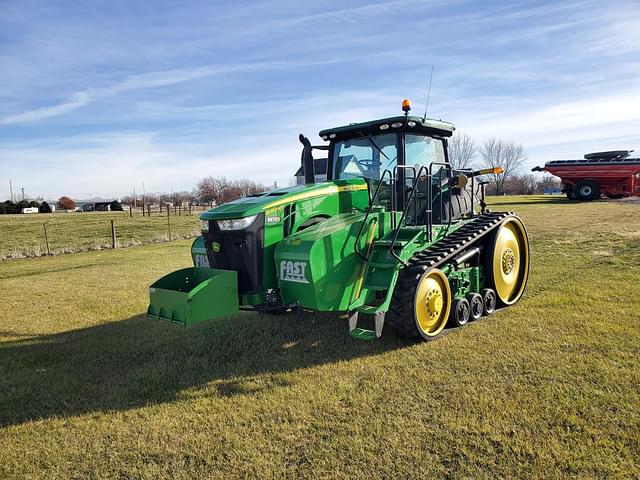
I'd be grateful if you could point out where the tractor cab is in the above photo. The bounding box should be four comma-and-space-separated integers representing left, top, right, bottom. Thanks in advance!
314, 105, 474, 227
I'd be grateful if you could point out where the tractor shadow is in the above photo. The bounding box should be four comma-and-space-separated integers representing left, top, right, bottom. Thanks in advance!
0, 311, 409, 427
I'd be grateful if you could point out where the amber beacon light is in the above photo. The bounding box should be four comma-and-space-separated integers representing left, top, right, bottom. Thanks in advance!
401, 98, 412, 113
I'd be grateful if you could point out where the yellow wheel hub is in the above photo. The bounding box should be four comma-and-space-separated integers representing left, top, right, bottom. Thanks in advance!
501, 248, 516, 274
414, 269, 451, 338
425, 288, 444, 319
492, 219, 529, 305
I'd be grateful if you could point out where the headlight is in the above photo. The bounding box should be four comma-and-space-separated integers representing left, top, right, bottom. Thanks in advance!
217, 214, 258, 231
200, 219, 209, 232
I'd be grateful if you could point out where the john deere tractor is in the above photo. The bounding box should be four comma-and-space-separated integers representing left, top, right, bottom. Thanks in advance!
148, 100, 530, 340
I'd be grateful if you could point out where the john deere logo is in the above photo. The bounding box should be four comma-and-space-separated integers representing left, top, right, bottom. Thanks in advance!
280, 260, 309, 283
212, 242, 221, 252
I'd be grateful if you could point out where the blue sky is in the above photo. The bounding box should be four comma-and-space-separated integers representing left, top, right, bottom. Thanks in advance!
1, 0, 639, 200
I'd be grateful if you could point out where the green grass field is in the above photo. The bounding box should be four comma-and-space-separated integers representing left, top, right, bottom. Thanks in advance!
1, 196, 638, 479
0, 211, 201, 259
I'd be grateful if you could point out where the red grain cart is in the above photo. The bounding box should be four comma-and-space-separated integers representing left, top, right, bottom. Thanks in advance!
533, 150, 640, 201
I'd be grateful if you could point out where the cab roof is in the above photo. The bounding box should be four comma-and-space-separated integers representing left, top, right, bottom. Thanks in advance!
318, 115, 456, 140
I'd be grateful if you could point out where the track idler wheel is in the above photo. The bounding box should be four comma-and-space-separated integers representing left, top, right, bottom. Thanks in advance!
413, 269, 452, 339
480, 288, 496, 315
486, 217, 530, 307
449, 298, 470, 327
466, 293, 483, 321
386, 267, 452, 340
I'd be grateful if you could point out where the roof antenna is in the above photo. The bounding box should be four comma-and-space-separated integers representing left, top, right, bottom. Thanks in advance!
422, 66, 434, 121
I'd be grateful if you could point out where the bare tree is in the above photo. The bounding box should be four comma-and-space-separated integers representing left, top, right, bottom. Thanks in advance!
196, 176, 228, 204
234, 178, 266, 197
195, 176, 266, 204
448, 132, 476, 170
478, 138, 527, 195
506, 174, 537, 195
537, 174, 561, 191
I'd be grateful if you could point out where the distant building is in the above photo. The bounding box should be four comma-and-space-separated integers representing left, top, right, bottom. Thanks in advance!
21, 207, 39, 214
76, 198, 122, 212
294, 158, 327, 185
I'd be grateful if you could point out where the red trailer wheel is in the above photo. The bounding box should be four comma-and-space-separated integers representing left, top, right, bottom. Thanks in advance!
575, 180, 600, 201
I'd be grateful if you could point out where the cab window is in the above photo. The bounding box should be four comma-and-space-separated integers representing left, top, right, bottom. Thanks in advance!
405, 134, 445, 171
332, 133, 397, 181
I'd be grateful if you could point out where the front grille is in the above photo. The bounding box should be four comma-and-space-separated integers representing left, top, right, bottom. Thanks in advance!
203, 214, 265, 294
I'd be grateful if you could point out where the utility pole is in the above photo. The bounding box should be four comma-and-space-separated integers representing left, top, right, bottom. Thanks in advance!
21, 187, 25, 201
133, 186, 137, 208
142, 182, 146, 216
9, 179, 14, 202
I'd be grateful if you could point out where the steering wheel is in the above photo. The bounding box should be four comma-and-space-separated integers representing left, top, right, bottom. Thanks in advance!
357, 159, 374, 171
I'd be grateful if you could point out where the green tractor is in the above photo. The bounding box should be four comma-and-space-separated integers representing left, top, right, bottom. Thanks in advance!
148, 100, 530, 341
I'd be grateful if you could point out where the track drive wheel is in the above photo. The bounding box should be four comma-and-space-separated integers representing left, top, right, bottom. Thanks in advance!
386, 267, 452, 340
486, 217, 530, 307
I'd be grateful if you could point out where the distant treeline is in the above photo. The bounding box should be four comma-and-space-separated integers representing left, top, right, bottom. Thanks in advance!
120, 177, 267, 207
0, 197, 124, 215
449, 134, 560, 195
1, 200, 53, 215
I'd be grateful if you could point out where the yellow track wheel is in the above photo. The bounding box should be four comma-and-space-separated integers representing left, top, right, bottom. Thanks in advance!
488, 217, 530, 305
414, 268, 452, 339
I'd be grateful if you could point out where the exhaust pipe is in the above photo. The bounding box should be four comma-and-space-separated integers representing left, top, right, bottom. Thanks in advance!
299, 134, 315, 184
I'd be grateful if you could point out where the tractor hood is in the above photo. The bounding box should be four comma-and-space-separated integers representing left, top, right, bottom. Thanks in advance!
200, 179, 368, 220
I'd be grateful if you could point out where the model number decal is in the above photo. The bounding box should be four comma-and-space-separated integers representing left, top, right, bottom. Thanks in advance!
280, 260, 309, 283
194, 254, 210, 268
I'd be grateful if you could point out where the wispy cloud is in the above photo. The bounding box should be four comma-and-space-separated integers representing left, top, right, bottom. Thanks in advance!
1, 63, 267, 125
0, 92, 91, 124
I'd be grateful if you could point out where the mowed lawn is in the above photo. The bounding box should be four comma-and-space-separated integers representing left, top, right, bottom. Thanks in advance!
0, 196, 638, 479
0, 210, 201, 259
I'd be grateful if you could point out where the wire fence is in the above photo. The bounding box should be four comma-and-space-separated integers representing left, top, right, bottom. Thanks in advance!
0, 209, 207, 260
125, 204, 213, 217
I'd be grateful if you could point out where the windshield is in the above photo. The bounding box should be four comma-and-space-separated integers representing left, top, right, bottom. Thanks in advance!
332, 133, 397, 181
405, 133, 447, 183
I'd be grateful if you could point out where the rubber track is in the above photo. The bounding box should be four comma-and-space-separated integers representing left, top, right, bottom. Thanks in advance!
385, 211, 515, 338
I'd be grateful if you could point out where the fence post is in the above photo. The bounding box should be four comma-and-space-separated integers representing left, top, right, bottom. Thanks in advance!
129, 205, 133, 218
147, 204, 151, 216
43, 223, 51, 256
167, 208, 171, 240
111, 219, 117, 249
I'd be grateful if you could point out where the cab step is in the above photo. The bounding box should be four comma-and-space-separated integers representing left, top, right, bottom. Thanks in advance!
349, 328, 378, 341
348, 310, 385, 340
374, 239, 410, 247
362, 282, 388, 291
368, 260, 396, 269
355, 305, 381, 314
